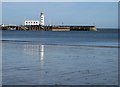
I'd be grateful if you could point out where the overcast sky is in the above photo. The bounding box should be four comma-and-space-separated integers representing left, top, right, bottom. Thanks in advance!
2, 2, 118, 28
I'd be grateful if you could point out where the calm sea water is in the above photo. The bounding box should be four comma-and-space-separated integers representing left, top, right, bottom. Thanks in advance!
2, 29, 118, 85
2, 29, 118, 46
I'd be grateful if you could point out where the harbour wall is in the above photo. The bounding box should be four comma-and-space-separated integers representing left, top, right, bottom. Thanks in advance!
0, 25, 97, 31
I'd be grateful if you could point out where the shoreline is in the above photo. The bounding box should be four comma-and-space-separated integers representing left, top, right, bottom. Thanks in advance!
1, 40, 119, 48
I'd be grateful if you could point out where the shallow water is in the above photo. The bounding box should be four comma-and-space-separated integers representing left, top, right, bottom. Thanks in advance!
2, 29, 118, 85
2, 29, 118, 46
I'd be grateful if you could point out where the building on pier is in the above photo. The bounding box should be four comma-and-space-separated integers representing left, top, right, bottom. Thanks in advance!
24, 12, 45, 26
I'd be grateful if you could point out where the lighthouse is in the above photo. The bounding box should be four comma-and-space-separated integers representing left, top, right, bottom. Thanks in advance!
40, 12, 45, 26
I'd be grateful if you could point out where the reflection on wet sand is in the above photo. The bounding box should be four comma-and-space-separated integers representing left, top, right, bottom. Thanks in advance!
39, 45, 44, 68
40, 45, 44, 61
24, 44, 44, 67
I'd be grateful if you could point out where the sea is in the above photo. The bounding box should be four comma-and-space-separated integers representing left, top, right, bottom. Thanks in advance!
1, 29, 118, 85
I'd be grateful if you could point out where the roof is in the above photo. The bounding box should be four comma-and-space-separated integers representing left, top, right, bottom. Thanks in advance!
25, 20, 40, 22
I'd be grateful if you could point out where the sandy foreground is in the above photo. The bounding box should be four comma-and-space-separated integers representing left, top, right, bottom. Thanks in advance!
2, 41, 118, 85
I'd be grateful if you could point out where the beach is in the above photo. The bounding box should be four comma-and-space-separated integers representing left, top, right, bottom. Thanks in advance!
2, 29, 118, 85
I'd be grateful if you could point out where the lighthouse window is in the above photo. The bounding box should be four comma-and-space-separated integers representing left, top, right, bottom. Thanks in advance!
36, 22, 37, 23
26, 22, 27, 24
34, 22, 35, 24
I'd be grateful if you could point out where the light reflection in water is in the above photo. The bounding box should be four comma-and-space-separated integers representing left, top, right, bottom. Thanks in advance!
39, 45, 44, 68
40, 45, 44, 61
24, 44, 44, 67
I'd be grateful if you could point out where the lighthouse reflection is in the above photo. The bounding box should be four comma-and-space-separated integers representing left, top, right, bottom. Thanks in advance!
40, 45, 44, 61
39, 45, 44, 68
24, 44, 44, 66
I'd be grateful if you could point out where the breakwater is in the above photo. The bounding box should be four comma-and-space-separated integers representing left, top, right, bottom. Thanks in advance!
0, 25, 97, 31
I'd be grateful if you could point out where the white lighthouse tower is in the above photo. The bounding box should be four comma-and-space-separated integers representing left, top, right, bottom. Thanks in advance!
40, 12, 45, 26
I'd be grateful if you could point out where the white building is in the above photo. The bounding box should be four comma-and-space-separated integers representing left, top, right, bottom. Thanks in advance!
25, 21, 40, 25
24, 12, 45, 26
40, 12, 44, 26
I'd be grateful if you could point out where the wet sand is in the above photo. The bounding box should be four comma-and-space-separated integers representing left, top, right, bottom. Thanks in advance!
2, 41, 118, 85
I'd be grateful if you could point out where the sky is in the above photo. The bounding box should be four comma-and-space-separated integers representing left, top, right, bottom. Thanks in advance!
1, 0, 120, 2
2, 2, 118, 28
